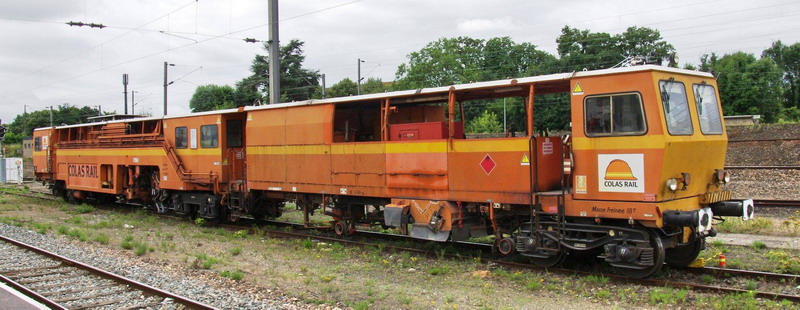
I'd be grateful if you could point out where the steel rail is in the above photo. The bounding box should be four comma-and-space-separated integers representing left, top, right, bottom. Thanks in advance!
728, 138, 800, 143
725, 165, 800, 170
0, 235, 217, 310
754, 199, 800, 208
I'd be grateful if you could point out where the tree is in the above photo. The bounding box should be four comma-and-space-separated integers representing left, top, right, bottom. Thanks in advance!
700, 52, 784, 122
763, 41, 800, 111
326, 78, 357, 98
466, 110, 502, 134
234, 39, 321, 106
6, 104, 99, 138
556, 26, 674, 71
394, 37, 485, 89
189, 85, 236, 112
360, 77, 387, 95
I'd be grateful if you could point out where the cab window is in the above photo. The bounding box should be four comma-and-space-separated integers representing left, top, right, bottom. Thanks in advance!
175, 127, 188, 149
584, 93, 646, 136
660, 80, 693, 135
34, 137, 41, 151
200, 125, 218, 148
692, 84, 723, 134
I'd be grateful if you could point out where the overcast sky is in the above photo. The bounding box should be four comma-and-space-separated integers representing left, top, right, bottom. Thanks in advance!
1, 0, 799, 126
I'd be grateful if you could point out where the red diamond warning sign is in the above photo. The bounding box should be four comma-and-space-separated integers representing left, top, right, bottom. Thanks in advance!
480, 154, 496, 175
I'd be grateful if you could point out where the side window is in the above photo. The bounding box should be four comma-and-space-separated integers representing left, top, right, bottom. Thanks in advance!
175, 127, 188, 149
34, 137, 41, 151
584, 93, 646, 136
200, 125, 218, 148
660, 80, 693, 135
692, 84, 723, 134
226, 120, 243, 148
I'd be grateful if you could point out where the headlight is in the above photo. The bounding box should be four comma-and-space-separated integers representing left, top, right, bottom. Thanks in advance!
666, 178, 678, 191
715, 169, 730, 184
723, 171, 730, 183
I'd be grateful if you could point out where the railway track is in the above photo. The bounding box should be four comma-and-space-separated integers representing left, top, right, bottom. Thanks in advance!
5, 186, 800, 303
0, 235, 215, 310
237, 223, 800, 303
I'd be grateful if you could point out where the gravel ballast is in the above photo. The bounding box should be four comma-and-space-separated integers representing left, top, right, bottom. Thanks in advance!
0, 223, 323, 310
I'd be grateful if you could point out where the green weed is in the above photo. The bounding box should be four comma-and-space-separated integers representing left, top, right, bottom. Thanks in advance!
230, 247, 242, 256
220, 269, 244, 281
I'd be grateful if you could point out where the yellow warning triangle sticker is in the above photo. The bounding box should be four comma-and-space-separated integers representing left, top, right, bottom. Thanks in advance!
520, 153, 530, 166
572, 83, 584, 95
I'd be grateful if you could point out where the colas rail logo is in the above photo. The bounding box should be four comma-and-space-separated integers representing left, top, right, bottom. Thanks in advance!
597, 154, 644, 193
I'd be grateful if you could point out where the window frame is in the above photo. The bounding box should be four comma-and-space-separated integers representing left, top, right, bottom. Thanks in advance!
692, 83, 724, 135
34, 137, 41, 151
174, 126, 188, 149
583, 91, 648, 137
200, 124, 219, 149
659, 79, 694, 136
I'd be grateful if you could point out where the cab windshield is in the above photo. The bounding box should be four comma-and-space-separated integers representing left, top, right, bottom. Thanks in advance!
659, 80, 693, 135
692, 84, 723, 134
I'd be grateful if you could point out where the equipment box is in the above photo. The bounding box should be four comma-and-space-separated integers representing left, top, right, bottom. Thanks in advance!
389, 121, 464, 141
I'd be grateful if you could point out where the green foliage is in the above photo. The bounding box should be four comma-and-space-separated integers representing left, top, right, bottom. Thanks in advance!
134, 242, 149, 256
233, 230, 248, 239
31, 222, 51, 234
648, 287, 688, 305
595, 289, 612, 299
466, 110, 502, 133
55, 225, 69, 235
189, 84, 237, 112
326, 78, 357, 97
220, 269, 244, 281
194, 218, 206, 226
712, 292, 758, 310
229, 247, 242, 256
763, 40, 800, 112
557, 26, 674, 71
751, 241, 767, 250
195, 253, 222, 269
428, 266, 448, 275
584, 275, 609, 285
75, 204, 95, 214
92, 233, 109, 244
235, 39, 320, 105
699, 52, 784, 122
7, 104, 100, 138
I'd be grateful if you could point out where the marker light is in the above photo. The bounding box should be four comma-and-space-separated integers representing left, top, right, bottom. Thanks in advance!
666, 178, 679, 191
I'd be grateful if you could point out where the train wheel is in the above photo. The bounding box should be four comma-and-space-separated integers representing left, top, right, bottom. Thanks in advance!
665, 238, 705, 267
66, 190, 81, 204
333, 221, 350, 236
529, 251, 565, 268
616, 230, 665, 279
496, 237, 516, 256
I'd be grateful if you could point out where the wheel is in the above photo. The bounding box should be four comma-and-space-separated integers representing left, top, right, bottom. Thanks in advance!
497, 237, 516, 256
66, 190, 81, 204
529, 251, 566, 268
665, 238, 705, 267
333, 221, 349, 236
615, 230, 665, 279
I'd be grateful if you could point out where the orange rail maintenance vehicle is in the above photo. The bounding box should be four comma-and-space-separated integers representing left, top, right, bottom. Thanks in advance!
34, 64, 754, 278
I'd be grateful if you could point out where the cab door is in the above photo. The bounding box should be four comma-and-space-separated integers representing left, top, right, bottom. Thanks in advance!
224, 118, 246, 182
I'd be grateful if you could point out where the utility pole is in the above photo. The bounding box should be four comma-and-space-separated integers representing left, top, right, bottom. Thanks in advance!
49, 106, 53, 127
268, 0, 280, 104
131, 91, 137, 114
163, 62, 175, 115
321, 74, 326, 98
97, 105, 102, 116
357, 58, 365, 95
122, 73, 129, 114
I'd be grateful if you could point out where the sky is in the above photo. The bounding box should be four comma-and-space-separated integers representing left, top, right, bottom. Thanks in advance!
1, 0, 799, 126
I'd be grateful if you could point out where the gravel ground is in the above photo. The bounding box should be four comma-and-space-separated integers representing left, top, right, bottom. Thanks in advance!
726, 169, 800, 200
0, 223, 326, 310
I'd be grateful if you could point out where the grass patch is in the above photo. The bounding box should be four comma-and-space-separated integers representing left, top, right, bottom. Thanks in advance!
230, 247, 242, 256
195, 253, 222, 269
55, 225, 69, 235
31, 222, 51, 234
716, 217, 772, 234
751, 241, 767, 250
649, 287, 688, 305
92, 233, 110, 244
584, 274, 609, 285
66, 228, 88, 241
220, 269, 244, 281
74, 204, 95, 214
428, 266, 449, 276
